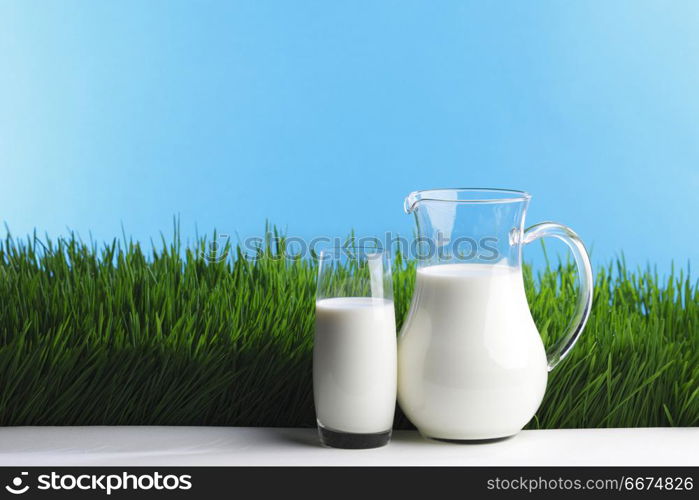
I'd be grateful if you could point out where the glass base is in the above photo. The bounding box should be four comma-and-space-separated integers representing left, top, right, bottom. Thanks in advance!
317, 425, 392, 449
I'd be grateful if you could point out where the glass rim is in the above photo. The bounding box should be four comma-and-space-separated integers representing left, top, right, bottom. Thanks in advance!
318, 247, 391, 260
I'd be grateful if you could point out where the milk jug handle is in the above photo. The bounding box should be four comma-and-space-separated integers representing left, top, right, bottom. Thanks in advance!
522, 222, 594, 371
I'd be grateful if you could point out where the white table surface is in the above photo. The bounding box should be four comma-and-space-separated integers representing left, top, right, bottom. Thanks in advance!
0, 427, 696, 466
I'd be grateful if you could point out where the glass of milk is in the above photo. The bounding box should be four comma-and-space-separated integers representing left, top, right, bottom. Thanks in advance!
313, 248, 397, 449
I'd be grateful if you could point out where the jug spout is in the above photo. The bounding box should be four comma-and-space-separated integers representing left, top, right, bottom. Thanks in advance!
403, 191, 421, 214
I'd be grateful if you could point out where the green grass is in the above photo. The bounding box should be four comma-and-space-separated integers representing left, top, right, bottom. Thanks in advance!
0, 228, 697, 428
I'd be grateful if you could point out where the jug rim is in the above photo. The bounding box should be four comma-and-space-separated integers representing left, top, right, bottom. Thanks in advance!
405, 187, 531, 213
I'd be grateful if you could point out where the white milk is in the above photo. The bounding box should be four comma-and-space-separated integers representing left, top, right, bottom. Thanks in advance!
314, 297, 397, 434
398, 263, 548, 440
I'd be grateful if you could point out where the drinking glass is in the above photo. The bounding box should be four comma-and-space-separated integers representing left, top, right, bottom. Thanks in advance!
314, 248, 397, 449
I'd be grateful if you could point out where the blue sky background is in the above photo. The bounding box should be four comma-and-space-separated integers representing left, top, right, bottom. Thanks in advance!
1, 1, 698, 271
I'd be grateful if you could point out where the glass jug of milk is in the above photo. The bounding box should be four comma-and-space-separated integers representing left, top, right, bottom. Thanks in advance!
398, 188, 593, 441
